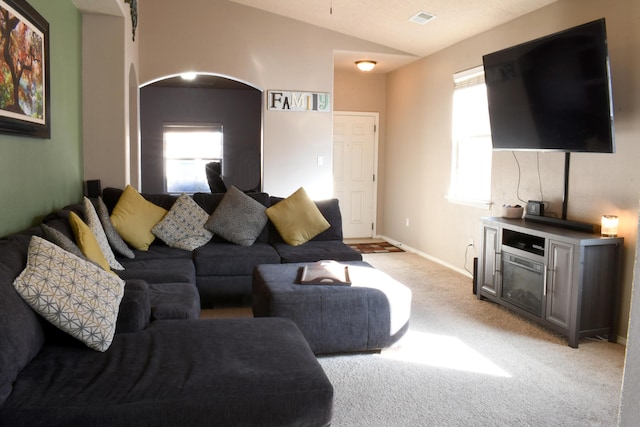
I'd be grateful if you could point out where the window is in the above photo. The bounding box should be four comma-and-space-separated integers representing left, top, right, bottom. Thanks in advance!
163, 124, 223, 193
448, 66, 492, 207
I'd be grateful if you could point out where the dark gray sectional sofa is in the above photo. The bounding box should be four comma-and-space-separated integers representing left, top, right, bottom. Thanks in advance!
0, 187, 361, 426
100, 187, 362, 307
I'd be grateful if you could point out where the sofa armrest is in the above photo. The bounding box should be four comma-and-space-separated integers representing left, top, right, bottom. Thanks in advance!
116, 279, 151, 334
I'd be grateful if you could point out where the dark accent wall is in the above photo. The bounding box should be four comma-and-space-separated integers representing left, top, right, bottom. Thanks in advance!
140, 86, 261, 193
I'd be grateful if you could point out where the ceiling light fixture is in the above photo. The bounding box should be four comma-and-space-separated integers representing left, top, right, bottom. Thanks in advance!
180, 72, 197, 81
409, 11, 436, 25
355, 60, 376, 72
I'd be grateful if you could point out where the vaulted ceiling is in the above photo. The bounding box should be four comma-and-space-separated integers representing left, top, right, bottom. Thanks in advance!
230, 0, 559, 72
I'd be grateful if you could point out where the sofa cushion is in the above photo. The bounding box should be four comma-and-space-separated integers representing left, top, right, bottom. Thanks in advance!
193, 242, 280, 276
92, 197, 135, 259
148, 282, 201, 320
152, 194, 212, 251
0, 318, 334, 427
265, 187, 330, 246
0, 237, 46, 405
116, 258, 196, 285
204, 185, 268, 246
272, 240, 363, 263
83, 197, 124, 270
69, 212, 112, 272
13, 236, 125, 352
116, 280, 151, 334
110, 185, 168, 251
120, 244, 194, 261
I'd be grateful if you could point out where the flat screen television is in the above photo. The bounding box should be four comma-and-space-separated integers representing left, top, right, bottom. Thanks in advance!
483, 18, 615, 152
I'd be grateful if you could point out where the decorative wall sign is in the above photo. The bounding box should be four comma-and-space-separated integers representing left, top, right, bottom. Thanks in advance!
267, 90, 331, 112
0, 0, 50, 138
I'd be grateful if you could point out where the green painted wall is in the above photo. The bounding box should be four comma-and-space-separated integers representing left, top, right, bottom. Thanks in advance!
0, 0, 83, 237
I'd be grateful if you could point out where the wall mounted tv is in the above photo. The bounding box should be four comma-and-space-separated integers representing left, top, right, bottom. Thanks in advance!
483, 18, 614, 153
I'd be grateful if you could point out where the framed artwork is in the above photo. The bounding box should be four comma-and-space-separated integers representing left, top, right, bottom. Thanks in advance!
0, 0, 49, 138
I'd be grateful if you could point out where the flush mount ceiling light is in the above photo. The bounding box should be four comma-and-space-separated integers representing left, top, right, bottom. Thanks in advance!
180, 72, 197, 81
409, 11, 436, 25
355, 60, 376, 72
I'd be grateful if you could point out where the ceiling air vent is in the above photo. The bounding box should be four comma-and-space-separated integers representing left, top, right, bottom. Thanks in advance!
409, 11, 436, 25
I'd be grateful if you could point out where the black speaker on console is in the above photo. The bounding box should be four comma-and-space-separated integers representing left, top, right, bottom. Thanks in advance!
472, 257, 478, 295
85, 179, 102, 198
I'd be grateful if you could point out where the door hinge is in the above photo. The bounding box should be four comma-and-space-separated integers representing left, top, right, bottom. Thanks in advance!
373, 174, 376, 182
371, 222, 374, 230
374, 124, 377, 132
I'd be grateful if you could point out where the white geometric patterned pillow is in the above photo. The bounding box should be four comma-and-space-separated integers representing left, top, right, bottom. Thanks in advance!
151, 194, 213, 251
13, 236, 125, 352
83, 197, 124, 270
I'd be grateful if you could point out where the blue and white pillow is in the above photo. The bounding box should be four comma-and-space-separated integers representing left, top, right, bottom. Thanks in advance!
152, 194, 212, 251
13, 236, 125, 352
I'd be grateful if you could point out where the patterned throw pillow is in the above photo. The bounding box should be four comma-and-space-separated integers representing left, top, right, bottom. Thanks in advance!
265, 187, 330, 246
152, 194, 213, 251
110, 185, 168, 251
13, 236, 125, 352
92, 197, 135, 259
83, 197, 124, 270
204, 186, 268, 246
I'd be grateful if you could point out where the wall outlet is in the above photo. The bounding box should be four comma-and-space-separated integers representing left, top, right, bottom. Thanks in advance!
405, 218, 410, 227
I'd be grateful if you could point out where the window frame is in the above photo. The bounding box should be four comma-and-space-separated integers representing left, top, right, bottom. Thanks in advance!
162, 123, 224, 194
447, 66, 492, 209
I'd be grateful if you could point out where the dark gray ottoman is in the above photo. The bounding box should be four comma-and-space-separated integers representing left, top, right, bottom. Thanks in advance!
252, 261, 412, 354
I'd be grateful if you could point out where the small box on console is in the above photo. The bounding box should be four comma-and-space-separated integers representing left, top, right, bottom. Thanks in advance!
526, 200, 544, 216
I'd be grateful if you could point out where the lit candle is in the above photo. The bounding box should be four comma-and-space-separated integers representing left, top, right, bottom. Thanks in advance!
601, 215, 619, 237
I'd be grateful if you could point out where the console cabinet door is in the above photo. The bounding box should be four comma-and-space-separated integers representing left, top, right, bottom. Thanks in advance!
481, 225, 500, 297
545, 240, 574, 330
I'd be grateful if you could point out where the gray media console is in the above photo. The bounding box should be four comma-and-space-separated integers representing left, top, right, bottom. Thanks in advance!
478, 217, 623, 348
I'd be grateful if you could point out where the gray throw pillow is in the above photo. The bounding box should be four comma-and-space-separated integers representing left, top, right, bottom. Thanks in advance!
41, 223, 87, 261
83, 197, 124, 270
205, 185, 268, 246
92, 197, 135, 259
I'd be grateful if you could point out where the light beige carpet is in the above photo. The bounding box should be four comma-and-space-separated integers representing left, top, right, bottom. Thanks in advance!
200, 252, 624, 425
317, 252, 625, 426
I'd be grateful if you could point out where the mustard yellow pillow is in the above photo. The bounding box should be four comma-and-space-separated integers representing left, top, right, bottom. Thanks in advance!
69, 212, 111, 272
265, 187, 330, 246
110, 185, 168, 251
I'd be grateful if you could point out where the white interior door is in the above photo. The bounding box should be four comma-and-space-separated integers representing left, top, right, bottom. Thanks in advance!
333, 113, 377, 239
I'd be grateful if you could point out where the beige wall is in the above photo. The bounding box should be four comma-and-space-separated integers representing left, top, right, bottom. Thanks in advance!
137, 0, 409, 200
333, 70, 388, 232
385, 0, 640, 342
77, 0, 138, 191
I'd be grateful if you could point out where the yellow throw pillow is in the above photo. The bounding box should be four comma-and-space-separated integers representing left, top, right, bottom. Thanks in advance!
265, 187, 330, 246
110, 185, 168, 251
69, 212, 111, 272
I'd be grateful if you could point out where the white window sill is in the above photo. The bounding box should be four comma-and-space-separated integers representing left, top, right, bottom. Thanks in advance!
446, 196, 492, 210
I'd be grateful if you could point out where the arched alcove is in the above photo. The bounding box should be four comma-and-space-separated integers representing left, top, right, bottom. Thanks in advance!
139, 74, 262, 193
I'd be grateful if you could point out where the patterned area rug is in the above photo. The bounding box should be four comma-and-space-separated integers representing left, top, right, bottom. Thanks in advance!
347, 241, 404, 254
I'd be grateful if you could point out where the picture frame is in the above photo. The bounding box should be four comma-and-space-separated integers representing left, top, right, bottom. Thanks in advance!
0, 0, 49, 138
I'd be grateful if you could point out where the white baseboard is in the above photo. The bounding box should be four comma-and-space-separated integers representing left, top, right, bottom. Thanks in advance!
376, 235, 473, 279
